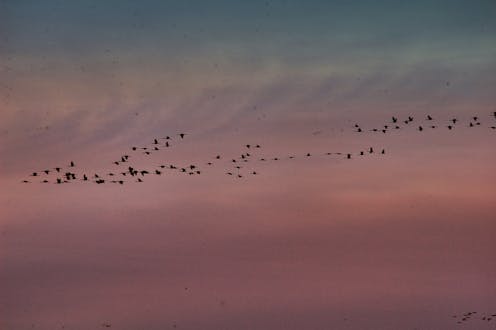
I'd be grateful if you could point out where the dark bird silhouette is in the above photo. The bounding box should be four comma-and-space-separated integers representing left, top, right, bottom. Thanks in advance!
216, 155, 221, 159
451, 118, 458, 124
256, 145, 261, 148
22, 180, 29, 183
44, 170, 50, 174
381, 149, 385, 154
418, 126, 423, 131
31, 172, 38, 177
132, 147, 137, 150
179, 133, 186, 139
392, 116, 397, 123
347, 154, 351, 159
56, 178, 62, 184
155, 170, 161, 175
427, 115, 433, 121
55, 167, 61, 172
306, 153, 311, 157
83, 174, 88, 181
369, 147, 374, 153
69, 161, 75, 167
153, 139, 158, 144
246, 144, 251, 148
447, 125, 453, 130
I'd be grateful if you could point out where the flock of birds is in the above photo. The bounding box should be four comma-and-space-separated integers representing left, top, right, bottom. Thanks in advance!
21, 112, 496, 185
353, 112, 496, 134
20, 135, 386, 185
452, 311, 496, 325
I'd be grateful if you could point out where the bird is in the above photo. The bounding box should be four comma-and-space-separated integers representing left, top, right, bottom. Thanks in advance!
418, 126, 423, 131
69, 161, 75, 167
392, 116, 397, 123
381, 149, 385, 154
179, 133, 186, 138
369, 147, 374, 153
427, 115, 433, 120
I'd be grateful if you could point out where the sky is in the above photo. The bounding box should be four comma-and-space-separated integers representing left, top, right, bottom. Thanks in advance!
1, 1, 496, 329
